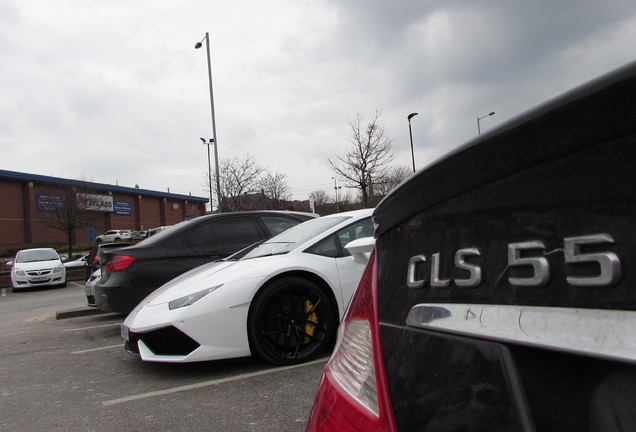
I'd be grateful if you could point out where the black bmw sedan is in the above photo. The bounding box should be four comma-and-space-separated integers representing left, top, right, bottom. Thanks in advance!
95, 211, 317, 314
307, 61, 636, 431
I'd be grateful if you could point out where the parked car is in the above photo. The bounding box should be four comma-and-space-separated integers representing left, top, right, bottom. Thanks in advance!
306, 62, 636, 431
130, 230, 147, 241
95, 230, 132, 243
146, 226, 171, 238
121, 209, 374, 365
85, 242, 131, 280
63, 253, 89, 269
10, 248, 67, 291
85, 269, 101, 307
97, 211, 318, 314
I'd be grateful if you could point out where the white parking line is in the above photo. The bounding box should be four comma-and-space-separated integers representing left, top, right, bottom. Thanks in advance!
1, 288, 6, 297
102, 357, 328, 406
63, 322, 122, 332
71, 344, 122, 355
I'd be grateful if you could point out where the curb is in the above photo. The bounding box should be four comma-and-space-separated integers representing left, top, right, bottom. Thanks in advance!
55, 307, 104, 320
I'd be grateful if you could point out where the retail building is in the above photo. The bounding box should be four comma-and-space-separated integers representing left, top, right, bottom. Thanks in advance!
0, 169, 207, 255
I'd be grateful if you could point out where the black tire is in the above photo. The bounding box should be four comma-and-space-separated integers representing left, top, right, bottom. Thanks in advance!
247, 277, 337, 365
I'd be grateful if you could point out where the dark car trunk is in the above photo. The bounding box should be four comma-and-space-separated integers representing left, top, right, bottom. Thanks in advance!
373, 61, 636, 431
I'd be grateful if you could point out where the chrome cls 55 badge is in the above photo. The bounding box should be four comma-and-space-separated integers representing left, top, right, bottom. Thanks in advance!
407, 233, 622, 289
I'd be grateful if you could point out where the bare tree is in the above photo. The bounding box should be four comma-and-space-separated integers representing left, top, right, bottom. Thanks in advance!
373, 165, 412, 197
216, 154, 264, 212
260, 171, 292, 210
337, 189, 353, 207
309, 190, 331, 207
329, 109, 395, 207
35, 185, 99, 258
308, 190, 330, 213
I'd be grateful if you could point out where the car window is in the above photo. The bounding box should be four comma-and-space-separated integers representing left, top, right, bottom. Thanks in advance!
337, 218, 374, 250
186, 216, 264, 248
306, 217, 374, 258
260, 216, 301, 236
16, 249, 59, 263
306, 235, 340, 258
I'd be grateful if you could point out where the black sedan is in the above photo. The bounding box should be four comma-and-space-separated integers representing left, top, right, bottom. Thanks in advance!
85, 241, 131, 280
95, 211, 317, 314
307, 61, 636, 430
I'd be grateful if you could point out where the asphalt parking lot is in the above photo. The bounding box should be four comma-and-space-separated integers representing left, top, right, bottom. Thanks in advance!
0, 282, 326, 431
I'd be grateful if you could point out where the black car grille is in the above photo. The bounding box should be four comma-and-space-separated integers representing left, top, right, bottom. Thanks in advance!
125, 333, 140, 355
130, 326, 200, 356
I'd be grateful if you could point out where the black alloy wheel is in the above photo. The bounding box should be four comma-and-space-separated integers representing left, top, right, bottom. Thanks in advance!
248, 277, 337, 365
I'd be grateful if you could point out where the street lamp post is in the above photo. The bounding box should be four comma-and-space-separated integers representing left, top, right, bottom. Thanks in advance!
195, 33, 222, 212
477, 111, 495, 135
407, 113, 418, 173
332, 177, 342, 212
200, 138, 214, 212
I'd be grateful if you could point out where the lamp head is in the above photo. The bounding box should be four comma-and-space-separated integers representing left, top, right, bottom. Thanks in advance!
194, 34, 207, 49
408, 112, 418, 121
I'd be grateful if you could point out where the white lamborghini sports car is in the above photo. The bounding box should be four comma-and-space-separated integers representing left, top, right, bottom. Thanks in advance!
121, 208, 374, 365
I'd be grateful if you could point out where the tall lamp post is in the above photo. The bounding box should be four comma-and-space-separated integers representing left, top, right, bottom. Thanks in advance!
407, 113, 418, 173
200, 138, 214, 212
195, 33, 222, 212
332, 177, 342, 213
477, 111, 495, 135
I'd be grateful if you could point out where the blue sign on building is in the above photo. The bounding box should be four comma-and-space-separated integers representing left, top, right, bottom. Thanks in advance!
113, 200, 132, 216
36, 194, 63, 211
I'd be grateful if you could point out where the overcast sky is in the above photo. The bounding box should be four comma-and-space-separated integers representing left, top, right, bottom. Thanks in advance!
1, 0, 635, 205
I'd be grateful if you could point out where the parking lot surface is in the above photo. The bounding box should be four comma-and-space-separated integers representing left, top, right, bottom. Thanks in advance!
0, 283, 325, 431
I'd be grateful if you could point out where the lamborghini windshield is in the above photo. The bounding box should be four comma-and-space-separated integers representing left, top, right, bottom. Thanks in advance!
242, 216, 349, 259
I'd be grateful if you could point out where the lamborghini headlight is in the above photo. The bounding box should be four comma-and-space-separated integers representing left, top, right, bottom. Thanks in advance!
168, 284, 223, 310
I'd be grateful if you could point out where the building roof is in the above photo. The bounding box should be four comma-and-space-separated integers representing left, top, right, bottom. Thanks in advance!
0, 169, 208, 203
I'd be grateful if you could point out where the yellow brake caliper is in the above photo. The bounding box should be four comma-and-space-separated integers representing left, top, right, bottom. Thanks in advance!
304, 300, 318, 344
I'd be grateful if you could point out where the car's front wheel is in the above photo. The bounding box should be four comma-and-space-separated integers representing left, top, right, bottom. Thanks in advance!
247, 277, 337, 365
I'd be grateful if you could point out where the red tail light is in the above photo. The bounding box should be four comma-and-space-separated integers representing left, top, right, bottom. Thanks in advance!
305, 251, 396, 432
105, 255, 135, 273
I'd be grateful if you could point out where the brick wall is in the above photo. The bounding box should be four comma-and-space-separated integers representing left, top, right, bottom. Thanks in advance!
0, 177, 206, 255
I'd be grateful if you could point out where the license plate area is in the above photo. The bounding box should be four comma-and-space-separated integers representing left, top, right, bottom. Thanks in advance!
30, 276, 49, 282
